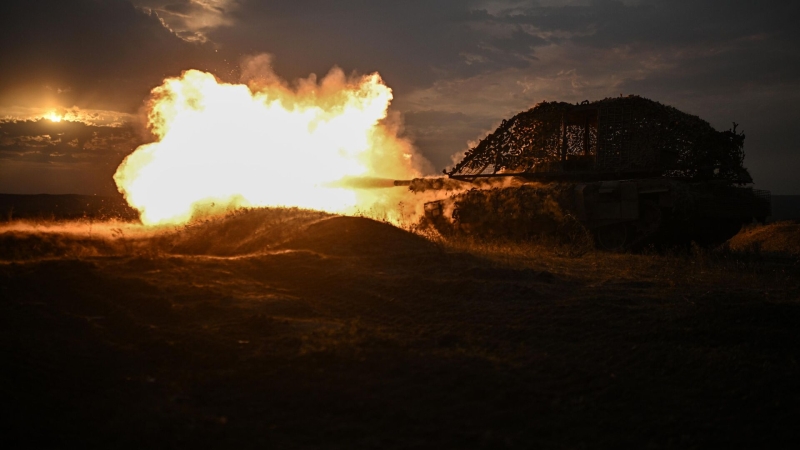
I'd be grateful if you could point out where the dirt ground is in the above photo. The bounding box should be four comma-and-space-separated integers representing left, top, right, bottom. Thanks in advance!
1, 209, 799, 449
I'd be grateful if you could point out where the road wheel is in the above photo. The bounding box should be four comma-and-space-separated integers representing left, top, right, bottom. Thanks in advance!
632, 200, 663, 246
595, 223, 629, 251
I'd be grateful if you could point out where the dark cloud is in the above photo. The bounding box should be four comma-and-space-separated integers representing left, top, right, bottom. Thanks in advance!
0, 118, 144, 195
0, 0, 224, 112
1, 0, 800, 193
0, 119, 142, 165
495, 1, 800, 96
402, 110, 489, 170
163, 2, 194, 15
131, 0, 239, 43
206, 0, 550, 92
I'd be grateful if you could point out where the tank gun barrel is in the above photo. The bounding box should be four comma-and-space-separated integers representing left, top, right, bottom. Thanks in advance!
400, 177, 470, 192
325, 176, 462, 192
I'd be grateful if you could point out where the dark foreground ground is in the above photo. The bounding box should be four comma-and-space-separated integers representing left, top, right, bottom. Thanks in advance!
1, 207, 799, 449
0, 193, 138, 222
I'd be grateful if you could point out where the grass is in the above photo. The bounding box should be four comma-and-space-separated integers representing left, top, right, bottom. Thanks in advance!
1, 208, 799, 448
728, 220, 800, 257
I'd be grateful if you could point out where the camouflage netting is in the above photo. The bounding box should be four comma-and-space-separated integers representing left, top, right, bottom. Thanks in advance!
449, 96, 752, 184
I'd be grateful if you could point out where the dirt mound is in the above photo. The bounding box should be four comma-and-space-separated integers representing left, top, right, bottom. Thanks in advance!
0, 231, 121, 260
0, 208, 331, 260
281, 216, 437, 257
0, 209, 437, 260
160, 207, 329, 256
728, 221, 800, 256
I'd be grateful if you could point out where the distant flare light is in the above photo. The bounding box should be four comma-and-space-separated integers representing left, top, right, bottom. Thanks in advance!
114, 62, 425, 226
45, 111, 62, 122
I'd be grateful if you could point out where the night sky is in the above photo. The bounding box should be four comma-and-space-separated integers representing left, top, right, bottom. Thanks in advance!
1, 0, 799, 195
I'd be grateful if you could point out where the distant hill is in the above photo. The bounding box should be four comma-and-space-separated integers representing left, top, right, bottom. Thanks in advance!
771, 195, 800, 221
0, 194, 139, 222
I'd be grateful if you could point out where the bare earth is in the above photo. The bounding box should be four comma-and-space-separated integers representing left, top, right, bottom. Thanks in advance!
1, 208, 799, 449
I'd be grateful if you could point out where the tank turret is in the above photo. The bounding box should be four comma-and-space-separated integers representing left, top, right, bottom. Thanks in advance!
417, 96, 770, 250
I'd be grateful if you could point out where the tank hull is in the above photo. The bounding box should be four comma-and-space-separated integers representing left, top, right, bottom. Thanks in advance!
422, 178, 771, 250
417, 96, 769, 250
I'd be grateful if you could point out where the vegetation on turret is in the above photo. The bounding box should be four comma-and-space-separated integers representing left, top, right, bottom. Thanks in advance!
449, 96, 752, 185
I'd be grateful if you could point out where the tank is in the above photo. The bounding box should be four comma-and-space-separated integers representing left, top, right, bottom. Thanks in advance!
410, 96, 771, 250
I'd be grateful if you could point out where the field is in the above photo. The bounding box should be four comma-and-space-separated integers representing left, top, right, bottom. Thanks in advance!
2, 203, 800, 448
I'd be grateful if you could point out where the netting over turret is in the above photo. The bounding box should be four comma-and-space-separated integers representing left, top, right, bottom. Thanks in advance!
448, 96, 752, 184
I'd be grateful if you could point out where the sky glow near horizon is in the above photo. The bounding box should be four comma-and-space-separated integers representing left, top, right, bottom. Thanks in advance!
1, 0, 799, 194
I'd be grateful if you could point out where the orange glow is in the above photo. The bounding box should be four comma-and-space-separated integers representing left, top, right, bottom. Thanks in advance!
45, 111, 62, 122
114, 64, 426, 226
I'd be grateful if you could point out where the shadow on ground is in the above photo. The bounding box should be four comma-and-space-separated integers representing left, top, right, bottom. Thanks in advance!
1, 208, 799, 448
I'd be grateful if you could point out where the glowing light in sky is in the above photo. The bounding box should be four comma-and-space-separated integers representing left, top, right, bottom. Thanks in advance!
45, 111, 62, 122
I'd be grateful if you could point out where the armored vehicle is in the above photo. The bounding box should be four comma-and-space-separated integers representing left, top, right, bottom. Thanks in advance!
413, 96, 771, 250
